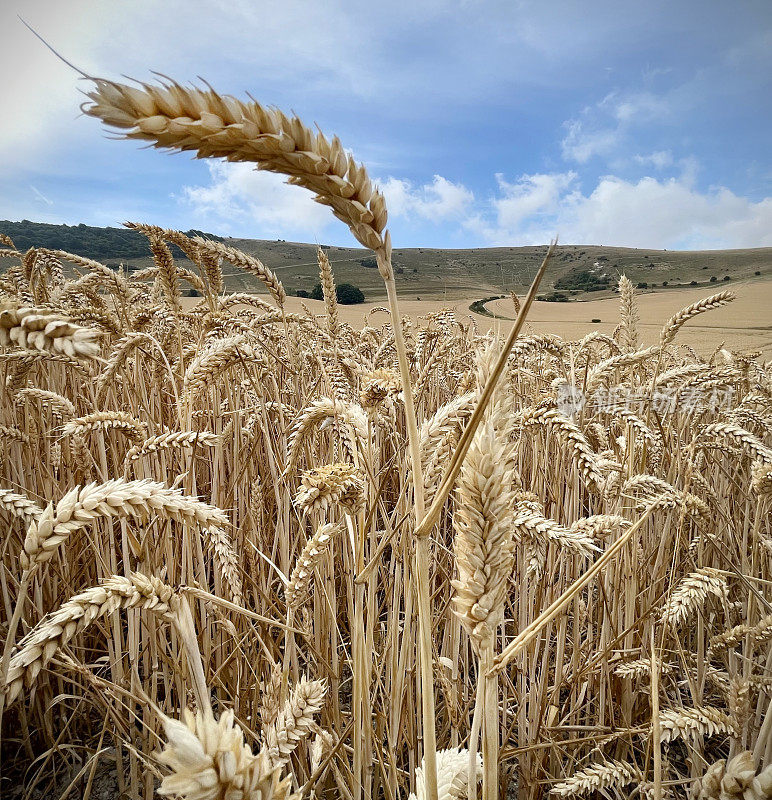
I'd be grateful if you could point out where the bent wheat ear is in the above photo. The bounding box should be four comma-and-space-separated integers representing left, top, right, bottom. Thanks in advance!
658, 706, 734, 743
0, 487, 43, 521
83, 78, 387, 254
551, 759, 641, 798
3, 573, 176, 703
286, 522, 343, 609
660, 291, 735, 347
20, 478, 229, 570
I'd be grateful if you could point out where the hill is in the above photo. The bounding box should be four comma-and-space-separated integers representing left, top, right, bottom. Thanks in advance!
1, 219, 770, 301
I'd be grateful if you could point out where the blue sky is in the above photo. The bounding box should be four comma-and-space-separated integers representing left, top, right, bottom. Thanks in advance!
2, 0, 771, 249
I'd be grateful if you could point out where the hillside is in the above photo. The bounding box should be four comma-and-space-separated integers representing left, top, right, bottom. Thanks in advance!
1, 219, 771, 301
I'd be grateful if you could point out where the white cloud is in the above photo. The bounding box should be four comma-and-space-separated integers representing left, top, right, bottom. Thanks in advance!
180, 162, 334, 240
633, 151, 674, 169
182, 162, 772, 251
490, 172, 577, 230
561, 90, 672, 164
561, 120, 620, 163
607, 91, 669, 123
380, 175, 474, 220
467, 171, 772, 249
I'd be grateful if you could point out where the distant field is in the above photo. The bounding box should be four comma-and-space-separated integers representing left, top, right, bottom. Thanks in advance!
275, 275, 772, 358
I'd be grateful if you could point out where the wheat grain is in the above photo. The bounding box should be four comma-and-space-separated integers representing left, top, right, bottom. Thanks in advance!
158, 707, 295, 800
264, 676, 326, 766
551, 758, 641, 797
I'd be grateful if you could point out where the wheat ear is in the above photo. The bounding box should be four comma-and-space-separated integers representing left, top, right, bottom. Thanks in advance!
20, 478, 229, 570
660, 291, 735, 346
285, 522, 343, 609
0, 300, 101, 360
551, 759, 641, 797
3, 572, 176, 703
82, 79, 387, 253
617, 275, 639, 352
264, 676, 327, 766
158, 707, 295, 800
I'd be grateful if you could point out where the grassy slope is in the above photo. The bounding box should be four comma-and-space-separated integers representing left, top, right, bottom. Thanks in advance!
219, 239, 772, 300
2, 221, 770, 300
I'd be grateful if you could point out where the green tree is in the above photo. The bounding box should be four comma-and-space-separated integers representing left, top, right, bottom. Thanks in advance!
309, 282, 364, 303
336, 283, 365, 304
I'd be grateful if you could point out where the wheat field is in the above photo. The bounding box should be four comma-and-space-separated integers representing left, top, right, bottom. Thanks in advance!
0, 75, 771, 800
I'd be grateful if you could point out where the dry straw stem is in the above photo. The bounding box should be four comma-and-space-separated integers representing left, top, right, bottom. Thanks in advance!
415, 241, 555, 539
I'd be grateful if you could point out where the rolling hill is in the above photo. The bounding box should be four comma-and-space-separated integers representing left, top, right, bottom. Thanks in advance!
1, 219, 770, 301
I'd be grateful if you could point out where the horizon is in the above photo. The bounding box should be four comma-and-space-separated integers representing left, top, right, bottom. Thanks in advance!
5, 218, 772, 255
1, 1, 771, 251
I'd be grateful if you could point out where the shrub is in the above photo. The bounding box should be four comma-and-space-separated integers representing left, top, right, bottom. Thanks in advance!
336, 283, 365, 304
710, 276, 717, 282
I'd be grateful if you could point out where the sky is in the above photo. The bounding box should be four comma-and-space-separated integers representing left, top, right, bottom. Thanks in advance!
1, 0, 771, 250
